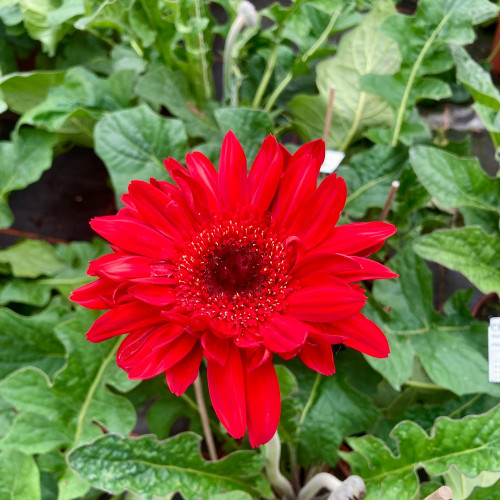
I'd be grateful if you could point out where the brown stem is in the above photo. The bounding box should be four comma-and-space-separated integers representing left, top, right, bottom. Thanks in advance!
0, 228, 70, 245
379, 180, 400, 221
193, 374, 218, 461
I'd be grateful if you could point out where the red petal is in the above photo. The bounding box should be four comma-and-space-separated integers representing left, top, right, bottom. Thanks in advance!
185, 152, 219, 214
272, 153, 317, 233
165, 342, 203, 395
202, 331, 230, 365
128, 180, 192, 239
300, 174, 347, 248
90, 216, 176, 260
336, 256, 398, 282
218, 131, 249, 211
244, 356, 280, 447
292, 253, 361, 281
88, 253, 156, 280
126, 333, 198, 379
280, 144, 292, 170
86, 302, 164, 342
260, 314, 307, 354
117, 324, 183, 368
287, 281, 366, 322
207, 343, 247, 439
245, 345, 271, 371
128, 284, 177, 306
331, 313, 390, 358
306, 322, 346, 344
70, 279, 117, 309
299, 340, 335, 375
248, 135, 283, 215
164, 157, 213, 219
316, 222, 396, 257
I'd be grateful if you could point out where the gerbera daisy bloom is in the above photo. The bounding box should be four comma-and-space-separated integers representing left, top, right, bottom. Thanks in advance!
71, 132, 396, 447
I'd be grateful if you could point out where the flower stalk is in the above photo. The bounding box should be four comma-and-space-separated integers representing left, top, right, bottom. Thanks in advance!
223, 0, 258, 104
264, 432, 295, 500
194, 374, 218, 461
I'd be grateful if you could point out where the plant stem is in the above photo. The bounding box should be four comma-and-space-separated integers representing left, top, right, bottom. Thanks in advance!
447, 393, 482, 419
193, 0, 212, 100
297, 472, 342, 500
223, 15, 246, 102
379, 180, 400, 221
264, 7, 341, 112
264, 432, 295, 500
404, 380, 443, 391
391, 11, 452, 146
253, 0, 306, 109
193, 374, 218, 461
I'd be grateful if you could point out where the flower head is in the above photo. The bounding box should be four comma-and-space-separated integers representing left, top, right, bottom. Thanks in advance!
71, 132, 397, 447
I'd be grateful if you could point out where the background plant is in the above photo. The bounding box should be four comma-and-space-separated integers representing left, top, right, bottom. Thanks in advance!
0, 0, 499, 499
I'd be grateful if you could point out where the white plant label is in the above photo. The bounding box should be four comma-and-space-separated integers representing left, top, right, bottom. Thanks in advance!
320, 150, 345, 174
489, 317, 500, 383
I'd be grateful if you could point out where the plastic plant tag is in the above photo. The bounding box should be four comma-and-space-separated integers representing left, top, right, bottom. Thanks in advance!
489, 317, 500, 383
320, 150, 345, 174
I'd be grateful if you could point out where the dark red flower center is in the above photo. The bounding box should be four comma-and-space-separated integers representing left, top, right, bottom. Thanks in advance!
175, 215, 293, 327
203, 243, 266, 296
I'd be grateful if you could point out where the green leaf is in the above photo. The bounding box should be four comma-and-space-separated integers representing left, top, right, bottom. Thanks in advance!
339, 144, 408, 218
410, 146, 500, 214
68, 432, 272, 500
94, 104, 187, 201
18, 0, 84, 56
368, 247, 499, 395
135, 65, 218, 139
214, 108, 274, 163
444, 467, 500, 500
20, 67, 138, 146
0, 70, 66, 114
0, 239, 107, 307
410, 329, 499, 396
0, 300, 66, 380
290, 0, 401, 150
292, 361, 379, 466
0, 449, 41, 500
452, 45, 500, 150
343, 405, 500, 500
452, 45, 500, 110
361, 0, 497, 146
413, 227, 500, 295
0, 307, 138, 496
468, 479, 500, 499
0, 128, 55, 228
0, 239, 65, 278
475, 103, 500, 149
147, 393, 202, 440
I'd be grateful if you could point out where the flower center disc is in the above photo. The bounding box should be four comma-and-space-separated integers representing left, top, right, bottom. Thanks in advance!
203, 244, 265, 296
174, 215, 293, 327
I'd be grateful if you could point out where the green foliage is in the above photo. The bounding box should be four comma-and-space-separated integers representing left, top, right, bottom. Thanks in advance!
0, 128, 55, 228
414, 227, 500, 295
367, 248, 499, 396
290, 0, 400, 150
410, 146, 500, 215
0, 307, 139, 498
68, 433, 272, 500
0, 0, 498, 498
0, 449, 41, 500
361, 0, 497, 146
94, 105, 187, 201
344, 405, 500, 500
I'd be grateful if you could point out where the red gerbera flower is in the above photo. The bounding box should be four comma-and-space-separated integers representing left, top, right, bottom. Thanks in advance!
71, 132, 396, 447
